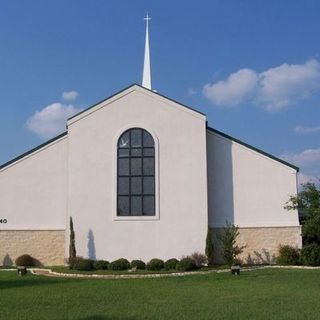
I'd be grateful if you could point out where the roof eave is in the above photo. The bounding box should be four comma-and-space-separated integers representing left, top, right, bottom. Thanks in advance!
206, 126, 299, 172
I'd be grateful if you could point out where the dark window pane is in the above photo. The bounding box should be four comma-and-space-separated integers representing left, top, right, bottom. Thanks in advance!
118, 196, 130, 216
131, 196, 142, 215
118, 149, 129, 157
143, 158, 154, 175
117, 129, 156, 217
143, 177, 154, 194
118, 177, 129, 195
118, 132, 130, 148
143, 131, 154, 147
131, 177, 142, 194
131, 129, 142, 147
118, 158, 129, 176
131, 158, 142, 175
143, 196, 155, 216
143, 148, 154, 156
131, 148, 142, 157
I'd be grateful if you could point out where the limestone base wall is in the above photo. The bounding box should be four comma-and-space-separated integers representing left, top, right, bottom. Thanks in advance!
211, 226, 302, 264
0, 230, 65, 266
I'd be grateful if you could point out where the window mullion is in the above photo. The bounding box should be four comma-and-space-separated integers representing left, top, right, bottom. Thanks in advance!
142, 129, 144, 216
129, 130, 131, 216
117, 128, 155, 217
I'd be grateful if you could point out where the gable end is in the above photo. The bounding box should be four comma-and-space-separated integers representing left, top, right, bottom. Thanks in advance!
207, 126, 299, 171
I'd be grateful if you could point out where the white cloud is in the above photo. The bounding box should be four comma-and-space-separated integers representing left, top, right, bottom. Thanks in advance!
256, 59, 320, 111
280, 148, 320, 188
203, 59, 320, 111
203, 69, 258, 106
62, 90, 79, 101
281, 148, 320, 167
187, 88, 196, 96
294, 125, 320, 134
26, 103, 81, 138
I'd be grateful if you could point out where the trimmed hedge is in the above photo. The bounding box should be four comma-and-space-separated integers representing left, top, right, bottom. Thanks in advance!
130, 260, 146, 270
109, 259, 130, 270
276, 245, 301, 265
164, 258, 179, 270
94, 260, 110, 270
176, 257, 197, 271
146, 259, 164, 271
73, 258, 94, 271
15, 254, 36, 267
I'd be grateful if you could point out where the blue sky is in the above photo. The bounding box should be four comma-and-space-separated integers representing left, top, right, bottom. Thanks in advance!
0, 0, 319, 185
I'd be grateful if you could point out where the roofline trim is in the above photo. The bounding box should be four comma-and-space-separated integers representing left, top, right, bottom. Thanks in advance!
67, 83, 206, 123
206, 126, 299, 171
0, 131, 68, 171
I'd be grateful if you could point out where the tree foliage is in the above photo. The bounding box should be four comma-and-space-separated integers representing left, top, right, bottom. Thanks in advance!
285, 182, 320, 245
69, 216, 77, 265
218, 222, 245, 266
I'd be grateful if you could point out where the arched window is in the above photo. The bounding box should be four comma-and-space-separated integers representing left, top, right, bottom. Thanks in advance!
117, 128, 155, 216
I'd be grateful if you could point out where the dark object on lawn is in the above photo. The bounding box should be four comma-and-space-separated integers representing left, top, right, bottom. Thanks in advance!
15, 254, 35, 267
17, 266, 27, 276
231, 265, 241, 275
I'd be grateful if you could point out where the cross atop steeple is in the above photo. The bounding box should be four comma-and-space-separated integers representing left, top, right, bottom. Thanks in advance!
142, 14, 152, 90
144, 13, 151, 22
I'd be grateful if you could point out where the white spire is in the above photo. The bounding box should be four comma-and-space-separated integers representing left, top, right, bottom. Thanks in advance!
142, 14, 152, 90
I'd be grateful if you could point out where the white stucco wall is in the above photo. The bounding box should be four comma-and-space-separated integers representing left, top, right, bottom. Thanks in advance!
67, 85, 208, 261
207, 130, 300, 228
0, 136, 67, 230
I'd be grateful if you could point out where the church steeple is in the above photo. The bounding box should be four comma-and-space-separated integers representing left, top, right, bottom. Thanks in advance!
142, 14, 152, 90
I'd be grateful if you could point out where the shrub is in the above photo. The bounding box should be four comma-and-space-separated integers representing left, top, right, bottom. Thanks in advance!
69, 216, 76, 267
108, 258, 130, 270
15, 254, 36, 267
94, 260, 109, 270
301, 243, 320, 266
69, 256, 81, 269
276, 245, 300, 265
190, 252, 207, 267
130, 260, 146, 270
146, 258, 164, 271
176, 257, 197, 271
218, 222, 245, 266
164, 258, 179, 270
205, 229, 214, 265
73, 257, 94, 271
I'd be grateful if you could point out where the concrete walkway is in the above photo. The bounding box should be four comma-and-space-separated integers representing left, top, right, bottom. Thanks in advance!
2, 265, 319, 280
30, 267, 232, 279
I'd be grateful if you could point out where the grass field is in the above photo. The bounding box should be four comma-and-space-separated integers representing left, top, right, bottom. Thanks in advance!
0, 268, 319, 320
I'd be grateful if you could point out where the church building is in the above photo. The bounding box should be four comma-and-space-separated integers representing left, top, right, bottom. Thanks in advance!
0, 17, 301, 266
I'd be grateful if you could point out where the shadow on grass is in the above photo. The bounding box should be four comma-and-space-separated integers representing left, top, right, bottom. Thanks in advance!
0, 273, 79, 290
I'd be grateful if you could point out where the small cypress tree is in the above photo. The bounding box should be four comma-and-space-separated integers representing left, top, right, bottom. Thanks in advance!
205, 228, 214, 265
69, 216, 76, 267
218, 221, 245, 266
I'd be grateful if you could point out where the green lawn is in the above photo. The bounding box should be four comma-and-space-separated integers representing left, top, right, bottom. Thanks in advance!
0, 269, 319, 320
